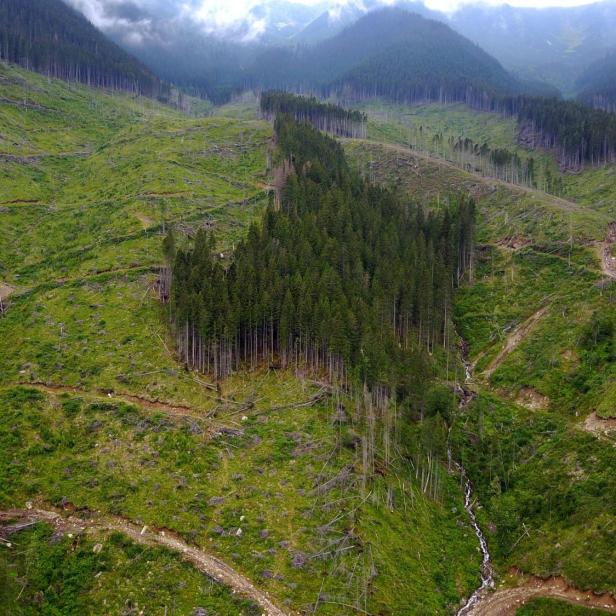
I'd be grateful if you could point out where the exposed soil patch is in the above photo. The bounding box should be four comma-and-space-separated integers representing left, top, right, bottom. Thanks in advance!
515, 387, 549, 411
0, 282, 15, 301
0, 508, 289, 616
135, 211, 155, 229
483, 307, 548, 379
583, 412, 616, 438
466, 573, 616, 615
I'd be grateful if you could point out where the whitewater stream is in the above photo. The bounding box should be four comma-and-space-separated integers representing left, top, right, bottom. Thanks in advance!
451, 354, 495, 616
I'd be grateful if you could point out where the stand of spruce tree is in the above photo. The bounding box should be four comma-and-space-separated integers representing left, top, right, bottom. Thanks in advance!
260, 91, 366, 138
166, 114, 475, 394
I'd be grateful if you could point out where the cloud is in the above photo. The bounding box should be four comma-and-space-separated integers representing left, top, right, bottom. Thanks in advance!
65, 0, 601, 44
101, 1, 150, 22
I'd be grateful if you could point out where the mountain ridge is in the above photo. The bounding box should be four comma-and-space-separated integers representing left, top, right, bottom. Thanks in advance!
0, 0, 162, 97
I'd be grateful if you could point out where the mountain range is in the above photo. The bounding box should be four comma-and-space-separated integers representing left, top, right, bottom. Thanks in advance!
63, 0, 616, 98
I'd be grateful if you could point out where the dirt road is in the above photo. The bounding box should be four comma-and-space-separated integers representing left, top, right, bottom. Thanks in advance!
0, 508, 290, 616
20, 381, 210, 422
483, 307, 548, 379
466, 574, 616, 615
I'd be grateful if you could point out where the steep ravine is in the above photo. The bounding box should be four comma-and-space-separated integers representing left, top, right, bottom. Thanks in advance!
450, 350, 495, 616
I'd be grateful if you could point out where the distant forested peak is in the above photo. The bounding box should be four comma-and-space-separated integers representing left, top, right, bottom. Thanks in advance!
248, 8, 530, 106
576, 50, 616, 113
0, 0, 161, 96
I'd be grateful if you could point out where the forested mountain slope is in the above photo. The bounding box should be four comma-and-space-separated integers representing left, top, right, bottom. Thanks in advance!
576, 50, 616, 112
0, 0, 161, 96
250, 8, 525, 103
449, 1, 616, 95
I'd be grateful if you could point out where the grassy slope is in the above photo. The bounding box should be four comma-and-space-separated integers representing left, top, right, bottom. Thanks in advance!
344, 101, 616, 595
0, 66, 480, 615
0, 520, 259, 615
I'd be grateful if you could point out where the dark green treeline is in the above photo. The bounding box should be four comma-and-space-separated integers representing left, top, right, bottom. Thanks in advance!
260, 91, 366, 138
168, 115, 475, 388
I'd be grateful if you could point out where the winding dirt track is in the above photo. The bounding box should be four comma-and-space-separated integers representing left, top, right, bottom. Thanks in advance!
0, 508, 289, 616
18, 382, 209, 422
482, 307, 548, 379
466, 575, 616, 615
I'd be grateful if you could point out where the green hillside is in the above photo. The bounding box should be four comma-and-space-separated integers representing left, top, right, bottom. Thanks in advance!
0, 64, 485, 615
342, 98, 616, 601
1, 27, 616, 613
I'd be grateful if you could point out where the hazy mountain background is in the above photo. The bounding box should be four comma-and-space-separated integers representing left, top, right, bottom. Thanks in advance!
63, 0, 616, 99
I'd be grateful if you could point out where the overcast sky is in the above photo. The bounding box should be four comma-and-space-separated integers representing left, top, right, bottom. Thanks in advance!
66, 0, 604, 44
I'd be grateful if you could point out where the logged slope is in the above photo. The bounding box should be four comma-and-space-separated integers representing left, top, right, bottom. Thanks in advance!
0, 513, 263, 615
0, 0, 160, 96
1, 509, 286, 616
345, 100, 616, 605
0, 68, 484, 615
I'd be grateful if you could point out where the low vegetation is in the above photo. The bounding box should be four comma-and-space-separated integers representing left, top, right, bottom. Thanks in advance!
0, 520, 259, 615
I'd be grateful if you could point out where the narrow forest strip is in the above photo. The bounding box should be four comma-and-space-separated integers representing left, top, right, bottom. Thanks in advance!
483, 307, 548, 379
466, 574, 616, 615
0, 508, 290, 616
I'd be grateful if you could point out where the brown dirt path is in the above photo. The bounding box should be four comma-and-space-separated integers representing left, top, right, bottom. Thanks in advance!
0, 508, 290, 616
18, 381, 211, 423
466, 574, 616, 615
482, 307, 548, 379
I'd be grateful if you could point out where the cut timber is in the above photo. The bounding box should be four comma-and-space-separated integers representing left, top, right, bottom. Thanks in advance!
465, 573, 616, 615
599, 221, 616, 280
0, 282, 15, 314
0, 509, 290, 616
483, 307, 548, 379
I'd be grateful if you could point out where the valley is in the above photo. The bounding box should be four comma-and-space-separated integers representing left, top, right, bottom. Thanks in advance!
1, 1, 616, 613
